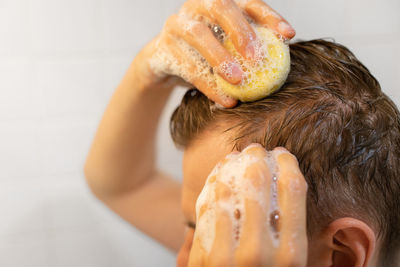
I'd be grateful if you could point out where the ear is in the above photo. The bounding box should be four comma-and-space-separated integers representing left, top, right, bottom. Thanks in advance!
308, 217, 376, 267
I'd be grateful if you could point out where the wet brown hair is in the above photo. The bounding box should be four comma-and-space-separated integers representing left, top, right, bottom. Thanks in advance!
170, 40, 400, 266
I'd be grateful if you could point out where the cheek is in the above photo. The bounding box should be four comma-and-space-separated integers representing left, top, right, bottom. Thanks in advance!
176, 228, 195, 267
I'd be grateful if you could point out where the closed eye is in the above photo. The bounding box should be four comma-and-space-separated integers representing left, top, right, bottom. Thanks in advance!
187, 221, 196, 229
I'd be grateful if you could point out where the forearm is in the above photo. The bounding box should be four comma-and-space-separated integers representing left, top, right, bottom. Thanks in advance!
85, 43, 175, 197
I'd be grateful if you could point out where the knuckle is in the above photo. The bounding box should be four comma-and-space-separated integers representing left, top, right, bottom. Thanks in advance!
179, 1, 192, 14
189, 20, 202, 30
290, 174, 308, 193
244, 142, 263, 149
208, 174, 217, 184
164, 14, 179, 32
244, 162, 268, 187
243, 143, 264, 153
214, 0, 233, 7
276, 153, 307, 192
187, 21, 208, 36
278, 149, 298, 163
242, 145, 267, 159
280, 174, 307, 194
215, 181, 232, 200
198, 203, 209, 218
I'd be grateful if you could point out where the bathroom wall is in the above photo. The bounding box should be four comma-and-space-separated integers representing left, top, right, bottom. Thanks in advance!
0, 0, 398, 266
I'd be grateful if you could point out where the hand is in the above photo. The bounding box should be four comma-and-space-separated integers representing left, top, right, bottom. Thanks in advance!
186, 144, 308, 267
134, 0, 295, 108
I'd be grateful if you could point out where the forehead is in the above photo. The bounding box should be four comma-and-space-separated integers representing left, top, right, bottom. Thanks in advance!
181, 128, 235, 223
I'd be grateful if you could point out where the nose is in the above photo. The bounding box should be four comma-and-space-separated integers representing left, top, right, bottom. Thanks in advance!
176, 227, 195, 267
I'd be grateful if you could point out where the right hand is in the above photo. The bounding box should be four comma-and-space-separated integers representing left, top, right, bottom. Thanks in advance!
135, 0, 296, 108
180, 145, 308, 267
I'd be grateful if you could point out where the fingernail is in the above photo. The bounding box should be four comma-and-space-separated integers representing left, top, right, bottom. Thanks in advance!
277, 21, 296, 38
217, 61, 243, 84
246, 40, 264, 63
222, 97, 237, 108
219, 93, 237, 108
229, 62, 243, 84
246, 41, 256, 60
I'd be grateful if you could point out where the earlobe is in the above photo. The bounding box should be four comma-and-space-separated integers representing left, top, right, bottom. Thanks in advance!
328, 218, 376, 267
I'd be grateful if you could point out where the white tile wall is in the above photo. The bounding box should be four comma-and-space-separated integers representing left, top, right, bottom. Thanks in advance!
0, 179, 45, 236
0, 1, 32, 60
0, 120, 42, 180
29, 0, 107, 56
0, 61, 41, 120
36, 119, 96, 175
0, 0, 399, 266
0, 232, 49, 267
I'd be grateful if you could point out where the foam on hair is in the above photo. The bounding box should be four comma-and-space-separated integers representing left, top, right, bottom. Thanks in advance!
170, 40, 400, 266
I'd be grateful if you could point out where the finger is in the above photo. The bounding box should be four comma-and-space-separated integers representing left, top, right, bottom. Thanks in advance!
165, 14, 244, 85
235, 200, 272, 266
188, 182, 215, 266
274, 147, 308, 266
236, 0, 296, 40
177, 227, 195, 267
208, 181, 234, 266
188, 232, 206, 267
161, 31, 237, 108
190, 74, 238, 108
241, 143, 266, 157
202, 0, 259, 61
234, 159, 273, 266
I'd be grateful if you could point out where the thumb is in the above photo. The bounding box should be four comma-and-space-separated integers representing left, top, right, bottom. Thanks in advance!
177, 227, 195, 267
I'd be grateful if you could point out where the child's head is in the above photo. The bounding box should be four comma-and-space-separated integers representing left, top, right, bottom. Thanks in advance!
171, 40, 400, 266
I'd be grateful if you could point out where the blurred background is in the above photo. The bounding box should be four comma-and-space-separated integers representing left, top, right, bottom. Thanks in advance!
0, 0, 399, 266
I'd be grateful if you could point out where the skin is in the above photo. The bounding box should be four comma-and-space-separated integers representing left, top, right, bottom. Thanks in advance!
178, 128, 379, 267
180, 134, 308, 266
85, 0, 379, 266
85, 0, 295, 251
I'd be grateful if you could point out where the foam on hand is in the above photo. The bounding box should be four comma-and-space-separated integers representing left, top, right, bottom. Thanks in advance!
194, 146, 285, 254
215, 25, 290, 102
148, 32, 215, 88
148, 17, 290, 103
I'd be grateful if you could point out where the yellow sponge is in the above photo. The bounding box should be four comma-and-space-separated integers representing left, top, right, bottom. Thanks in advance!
215, 26, 290, 102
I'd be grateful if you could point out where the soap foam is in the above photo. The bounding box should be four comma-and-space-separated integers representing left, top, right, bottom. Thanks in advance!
148, 32, 216, 89
194, 147, 286, 253
149, 19, 287, 103
227, 24, 286, 90
265, 151, 280, 247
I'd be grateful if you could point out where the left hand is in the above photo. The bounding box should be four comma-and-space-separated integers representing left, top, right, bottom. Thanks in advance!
182, 144, 308, 267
